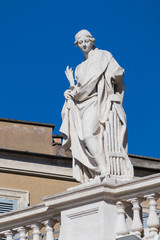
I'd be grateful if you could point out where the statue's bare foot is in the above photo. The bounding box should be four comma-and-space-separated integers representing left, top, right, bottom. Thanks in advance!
100, 171, 110, 180
100, 174, 117, 186
89, 174, 101, 183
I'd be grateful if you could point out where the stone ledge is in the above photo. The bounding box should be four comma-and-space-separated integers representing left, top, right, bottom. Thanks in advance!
43, 172, 160, 209
0, 147, 74, 181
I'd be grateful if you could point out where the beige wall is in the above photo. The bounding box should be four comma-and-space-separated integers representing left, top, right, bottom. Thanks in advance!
0, 172, 78, 205
0, 119, 54, 155
0, 119, 77, 207
0, 119, 71, 157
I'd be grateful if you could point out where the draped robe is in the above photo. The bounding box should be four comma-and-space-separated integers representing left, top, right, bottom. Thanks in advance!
60, 48, 133, 183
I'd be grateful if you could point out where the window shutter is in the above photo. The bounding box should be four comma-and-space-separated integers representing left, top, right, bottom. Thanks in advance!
142, 212, 149, 228
0, 199, 18, 214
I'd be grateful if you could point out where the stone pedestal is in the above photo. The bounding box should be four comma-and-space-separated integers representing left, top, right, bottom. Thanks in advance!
60, 198, 117, 240
44, 180, 124, 240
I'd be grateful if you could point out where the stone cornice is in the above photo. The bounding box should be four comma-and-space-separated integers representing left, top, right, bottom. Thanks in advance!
43, 173, 160, 209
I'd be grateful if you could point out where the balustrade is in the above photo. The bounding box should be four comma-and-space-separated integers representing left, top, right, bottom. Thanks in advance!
0, 221, 59, 240
0, 204, 60, 240
115, 194, 160, 240
0, 222, 59, 240
0, 174, 160, 240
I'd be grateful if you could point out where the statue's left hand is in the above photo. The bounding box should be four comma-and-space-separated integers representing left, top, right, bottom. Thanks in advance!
64, 89, 73, 100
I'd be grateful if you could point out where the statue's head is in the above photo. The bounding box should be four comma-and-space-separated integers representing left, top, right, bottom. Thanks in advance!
74, 30, 95, 54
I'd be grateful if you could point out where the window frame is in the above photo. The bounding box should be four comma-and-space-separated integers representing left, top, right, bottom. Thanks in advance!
0, 187, 29, 210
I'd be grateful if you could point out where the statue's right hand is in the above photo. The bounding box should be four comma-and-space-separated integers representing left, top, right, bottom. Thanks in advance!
64, 89, 72, 100
65, 66, 75, 86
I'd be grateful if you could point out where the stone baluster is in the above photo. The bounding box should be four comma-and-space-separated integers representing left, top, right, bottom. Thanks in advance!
56, 216, 61, 240
145, 194, 159, 238
44, 219, 57, 240
129, 198, 143, 237
3, 230, 13, 240
31, 223, 42, 240
115, 201, 129, 237
15, 227, 27, 240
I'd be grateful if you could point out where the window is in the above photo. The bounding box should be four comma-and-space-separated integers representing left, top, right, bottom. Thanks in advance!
0, 188, 29, 213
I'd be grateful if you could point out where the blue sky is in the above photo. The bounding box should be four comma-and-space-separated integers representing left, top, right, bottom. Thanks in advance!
0, 0, 160, 158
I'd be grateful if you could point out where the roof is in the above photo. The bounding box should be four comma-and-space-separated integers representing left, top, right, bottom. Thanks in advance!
0, 118, 55, 129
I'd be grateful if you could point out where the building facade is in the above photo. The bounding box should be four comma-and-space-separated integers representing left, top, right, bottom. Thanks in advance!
0, 118, 160, 239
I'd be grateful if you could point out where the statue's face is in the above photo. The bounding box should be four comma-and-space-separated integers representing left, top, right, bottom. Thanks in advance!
77, 35, 93, 54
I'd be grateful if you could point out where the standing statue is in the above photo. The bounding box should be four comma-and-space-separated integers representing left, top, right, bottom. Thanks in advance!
60, 30, 133, 183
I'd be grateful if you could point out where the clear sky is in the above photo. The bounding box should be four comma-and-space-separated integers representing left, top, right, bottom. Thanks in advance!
0, 0, 159, 158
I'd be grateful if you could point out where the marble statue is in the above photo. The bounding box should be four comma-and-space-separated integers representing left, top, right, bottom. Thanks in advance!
60, 29, 133, 183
